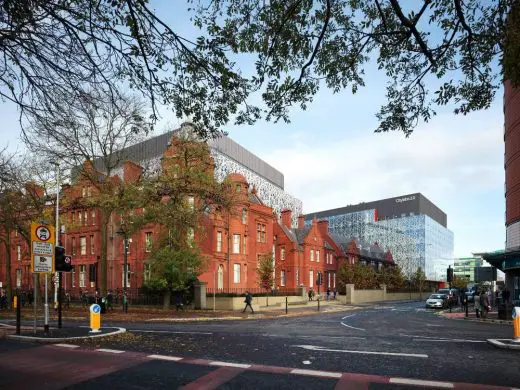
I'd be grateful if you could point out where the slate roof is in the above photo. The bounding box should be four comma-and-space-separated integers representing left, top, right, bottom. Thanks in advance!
293, 226, 312, 244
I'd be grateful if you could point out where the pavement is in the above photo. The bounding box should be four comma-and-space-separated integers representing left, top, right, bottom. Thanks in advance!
1, 301, 520, 389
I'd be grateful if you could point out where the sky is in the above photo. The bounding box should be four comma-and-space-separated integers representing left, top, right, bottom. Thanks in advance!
0, 2, 506, 258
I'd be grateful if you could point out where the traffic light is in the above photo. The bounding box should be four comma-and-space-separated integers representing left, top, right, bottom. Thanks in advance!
447, 266, 454, 283
55, 246, 73, 272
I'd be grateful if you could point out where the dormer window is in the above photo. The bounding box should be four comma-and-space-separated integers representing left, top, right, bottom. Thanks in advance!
236, 184, 241, 193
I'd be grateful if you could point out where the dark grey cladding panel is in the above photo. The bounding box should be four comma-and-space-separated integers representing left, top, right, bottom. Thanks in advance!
304, 193, 447, 228
208, 135, 284, 189
88, 127, 285, 189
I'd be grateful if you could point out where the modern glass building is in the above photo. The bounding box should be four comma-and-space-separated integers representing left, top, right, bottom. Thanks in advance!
305, 193, 454, 280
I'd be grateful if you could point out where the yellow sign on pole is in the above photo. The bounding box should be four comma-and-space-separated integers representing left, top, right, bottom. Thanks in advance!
30, 222, 55, 273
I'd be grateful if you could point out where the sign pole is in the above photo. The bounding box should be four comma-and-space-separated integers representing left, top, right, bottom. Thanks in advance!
33, 273, 37, 334
58, 272, 63, 329
54, 163, 60, 310
44, 274, 49, 335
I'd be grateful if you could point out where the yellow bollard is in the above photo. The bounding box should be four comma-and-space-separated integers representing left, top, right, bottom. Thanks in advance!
13, 296, 17, 309
89, 304, 101, 333
514, 307, 520, 341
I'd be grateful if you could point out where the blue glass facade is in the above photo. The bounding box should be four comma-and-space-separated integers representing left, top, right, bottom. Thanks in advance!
308, 211, 453, 280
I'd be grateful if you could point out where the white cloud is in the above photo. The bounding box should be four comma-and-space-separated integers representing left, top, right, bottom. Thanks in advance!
261, 113, 505, 256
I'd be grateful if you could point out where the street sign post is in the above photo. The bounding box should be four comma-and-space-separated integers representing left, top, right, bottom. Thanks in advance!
90, 304, 101, 333
30, 222, 55, 334
31, 223, 55, 273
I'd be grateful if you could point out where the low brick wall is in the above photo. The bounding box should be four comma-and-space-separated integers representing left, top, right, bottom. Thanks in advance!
207, 295, 306, 311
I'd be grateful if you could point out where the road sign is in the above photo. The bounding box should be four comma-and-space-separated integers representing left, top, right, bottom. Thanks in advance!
31, 222, 55, 273
90, 304, 101, 333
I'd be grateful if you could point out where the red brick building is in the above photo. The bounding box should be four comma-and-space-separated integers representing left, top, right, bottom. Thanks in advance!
0, 134, 395, 296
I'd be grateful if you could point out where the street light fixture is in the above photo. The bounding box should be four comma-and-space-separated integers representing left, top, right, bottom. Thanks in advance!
116, 223, 129, 301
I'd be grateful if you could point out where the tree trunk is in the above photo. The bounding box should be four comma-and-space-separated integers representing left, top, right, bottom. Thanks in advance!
163, 290, 171, 309
100, 210, 110, 295
4, 228, 12, 309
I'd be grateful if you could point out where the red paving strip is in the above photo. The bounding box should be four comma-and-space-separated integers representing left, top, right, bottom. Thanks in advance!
3, 344, 516, 390
178, 366, 245, 390
0, 345, 145, 390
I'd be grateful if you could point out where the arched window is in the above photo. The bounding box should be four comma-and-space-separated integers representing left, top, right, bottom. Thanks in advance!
217, 264, 224, 290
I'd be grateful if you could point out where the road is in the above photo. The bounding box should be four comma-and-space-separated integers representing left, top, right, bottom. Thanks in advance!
1, 301, 520, 389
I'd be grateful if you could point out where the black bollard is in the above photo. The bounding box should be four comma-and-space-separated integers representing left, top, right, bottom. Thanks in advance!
465, 299, 469, 317
285, 297, 288, 314
318, 298, 320, 312
16, 295, 21, 335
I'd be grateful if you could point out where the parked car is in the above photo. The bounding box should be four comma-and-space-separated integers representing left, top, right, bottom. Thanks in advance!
437, 288, 459, 305
425, 294, 448, 309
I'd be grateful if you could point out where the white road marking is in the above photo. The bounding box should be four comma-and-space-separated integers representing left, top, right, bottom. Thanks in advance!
413, 338, 486, 343
342, 314, 356, 320
147, 354, 183, 361
403, 334, 486, 343
130, 329, 213, 335
96, 348, 126, 354
293, 345, 428, 358
302, 360, 311, 365
389, 378, 454, 388
426, 324, 442, 327
340, 321, 365, 331
54, 344, 80, 349
209, 361, 251, 368
291, 369, 342, 378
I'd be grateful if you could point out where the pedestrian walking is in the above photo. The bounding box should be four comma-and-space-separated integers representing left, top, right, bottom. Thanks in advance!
474, 290, 481, 318
107, 291, 113, 311
326, 288, 330, 301
123, 292, 128, 313
308, 288, 314, 301
480, 291, 490, 319
242, 291, 254, 314
333, 288, 337, 300
174, 293, 184, 311
65, 292, 71, 309
28, 290, 34, 306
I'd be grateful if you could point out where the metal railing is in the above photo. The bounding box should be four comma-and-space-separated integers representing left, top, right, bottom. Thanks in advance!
206, 287, 300, 297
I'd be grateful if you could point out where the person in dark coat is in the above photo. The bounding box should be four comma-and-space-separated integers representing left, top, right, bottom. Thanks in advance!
242, 291, 254, 314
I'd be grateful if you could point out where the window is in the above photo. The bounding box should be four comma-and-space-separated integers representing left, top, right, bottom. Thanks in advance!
145, 232, 153, 252
71, 267, 76, 288
17, 245, 21, 261
328, 272, 331, 288
187, 228, 194, 247
242, 208, 247, 224
80, 237, 86, 255
84, 211, 88, 226
233, 234, 241, 254
333, 273, 336, 288
92, 209, 96, 225
187, 196, 194, 210
78, 211, 82, 226
82, 187, 86, 197
243, 236, 247, 255
256, 223, 266, 242
235, 184, 241, 193
280, 270, 286, 287
309, 270, 314, 287
316, 250, 320, 262
90, 235, 95, 255
16, 269, 21, 288
144, 264, 151, 282
233, 263, 241, 283
296, 268, 300, 286
72, 237, 76, 255
122, 264, 130, 288
281, 247, 285, 261
87, 186, 92, 197
216, 231, 222, 252
72, 212, 75, 224
217, 265, 224, 289
79, 265, 86, 288
310, 249, 314, 262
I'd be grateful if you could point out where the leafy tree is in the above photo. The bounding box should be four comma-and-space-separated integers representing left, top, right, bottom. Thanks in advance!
137, 134, 234, 308
377, 266, 405, 290
0, 154, 54, 305
2, 1, 517, 137
412, 267, 427, 299
337, 262, 379, 291
23, 91, 151, 294
256, 253, 275, 306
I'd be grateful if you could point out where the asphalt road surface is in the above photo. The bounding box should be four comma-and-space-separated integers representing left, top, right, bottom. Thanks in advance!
2, 301, 520, 389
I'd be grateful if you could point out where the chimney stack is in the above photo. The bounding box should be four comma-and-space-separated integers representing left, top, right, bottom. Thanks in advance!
317, 219, 329, 236
281, 209, 292, 228
298, 215, 305, 228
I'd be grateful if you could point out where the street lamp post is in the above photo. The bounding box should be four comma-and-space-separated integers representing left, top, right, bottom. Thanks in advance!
117, 224, 129, 312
